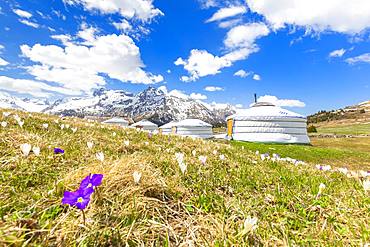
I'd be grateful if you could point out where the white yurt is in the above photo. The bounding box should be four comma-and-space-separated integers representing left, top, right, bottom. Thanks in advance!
159, 121, 177, 135
131, 119, 158, 132
172, 119, 213, 139
102, 117, 129, 127
226, 102, 310, 144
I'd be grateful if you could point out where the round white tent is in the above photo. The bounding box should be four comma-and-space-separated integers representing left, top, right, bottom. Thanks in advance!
226, 102, 310, 144
131, 119, 158, 132
102, 117, 129, 127
173, 119, 213, 139
159, 121, 177, 135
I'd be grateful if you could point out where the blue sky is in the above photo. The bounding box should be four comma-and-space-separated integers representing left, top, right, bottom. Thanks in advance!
0, 0, 369, 115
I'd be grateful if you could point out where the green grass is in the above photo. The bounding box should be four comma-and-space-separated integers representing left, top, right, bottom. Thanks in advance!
232, 141, 370, 170
316, 123, 370, 135
0, 110, 369, 246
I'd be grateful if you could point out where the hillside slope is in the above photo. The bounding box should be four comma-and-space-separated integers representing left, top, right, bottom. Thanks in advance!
0, 109, 369, 245
308, 100, 370, 125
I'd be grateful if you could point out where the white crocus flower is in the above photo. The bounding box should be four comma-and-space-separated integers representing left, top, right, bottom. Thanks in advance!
255, 150, 259, 155
337, 167, 348, 175
359, 170, 370, 178
212, 150, 218, 155
192, 150, 196, 157
133, 171, 142, 184
3, 112, 11, 117
144, 141, 149, 146
14, 115, 21, 122
71, 127, 77, 133
65, 124, 70, 129
1, 121, 7, 127
219, 154, 225, 160
175, 152, 184, 165
96, 152, 105, 162
124, 140, 130, 146
363, 179, 370, 191
239, 216, 258, 236
198, 155, 207, 165
20, 143, 32, 157
17, 120, 24, 128
42, 123, 49, 129
87, 141, 94, 149
316, 183, 326, 198
179, 161, 187, 174
112, 132, 117, 137
32, 146, 41, 156
60, 124, 65, 130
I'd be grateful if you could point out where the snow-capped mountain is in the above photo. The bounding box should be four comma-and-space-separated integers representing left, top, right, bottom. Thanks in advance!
0, 92, 50, 112
44, 87, 236, 125
0, 87, 236, 125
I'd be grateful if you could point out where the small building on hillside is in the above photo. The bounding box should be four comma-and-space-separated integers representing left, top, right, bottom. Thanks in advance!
131, 119, 158, 132
172, 119, 213, 139
226, 102, 310, 144
102, 117, 129, 127
159, 121, 177, 135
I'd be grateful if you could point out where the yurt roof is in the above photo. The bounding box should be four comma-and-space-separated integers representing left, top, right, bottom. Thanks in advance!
174, 119, 212, 127
103, 117, 128, 123
159, 121, 177, 129
227, 103, 306, 121
131, 119, 158, 127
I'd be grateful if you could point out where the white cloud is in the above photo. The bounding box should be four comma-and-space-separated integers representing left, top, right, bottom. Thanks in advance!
177, 23, 269, 81
190, 92, 207, 100
13, 9, 32, 18
204, 86, 224, 91
113, 19, 132, 33
175, 48, 253, 81
51, 34, 72, 46
65, 0, 163, 22
0, 76, 80, 98
234, 69, 250, 78
257, 95, 306, 107
346, 53, 370, 64
206, 5, 246, 23
19, 19, 39, 28
166, 69, 171, 73
329, 49, 346, 58
253, 74, 261, 81
0, 57, 8, 66
245, 0, 370, 34
198, 0, 218, 9
167, 89, 189, 99
20, 31, 163, 95
224, 22, 270, 49
158, 85, 168, 94
218, 18, 242, 29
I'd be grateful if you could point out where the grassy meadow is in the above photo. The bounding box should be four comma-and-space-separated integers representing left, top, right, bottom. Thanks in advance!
0, 109, 369, 246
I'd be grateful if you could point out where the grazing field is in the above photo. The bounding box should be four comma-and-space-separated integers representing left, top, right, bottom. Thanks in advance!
315, 123, 370, 136
0, 110, 369, 246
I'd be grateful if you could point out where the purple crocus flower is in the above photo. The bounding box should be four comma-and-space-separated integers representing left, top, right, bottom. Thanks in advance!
148, 132, 152, 139
54, 148, 65, 154
80, 174, 103, 190
62, 187, 94, 210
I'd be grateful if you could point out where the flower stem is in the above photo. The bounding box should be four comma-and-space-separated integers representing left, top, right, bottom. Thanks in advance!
81, 209, 86, 225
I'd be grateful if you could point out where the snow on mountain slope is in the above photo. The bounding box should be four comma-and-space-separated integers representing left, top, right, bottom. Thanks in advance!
0, 92, 49, 112
0, 87, 236, 125
44, 87, 235, 125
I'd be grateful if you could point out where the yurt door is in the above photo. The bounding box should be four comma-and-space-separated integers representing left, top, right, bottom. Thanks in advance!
227, 119, 233, 137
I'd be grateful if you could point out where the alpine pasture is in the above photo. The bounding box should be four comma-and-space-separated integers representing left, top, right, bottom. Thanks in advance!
0, 110, 369, 246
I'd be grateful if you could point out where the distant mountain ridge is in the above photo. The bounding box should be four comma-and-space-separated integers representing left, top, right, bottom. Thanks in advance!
0, 87, 237, 126
308, 100, 370, 124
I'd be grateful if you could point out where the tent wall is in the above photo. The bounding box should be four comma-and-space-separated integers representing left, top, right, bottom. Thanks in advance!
175, 127, 213, 139
231, 119, 309, 144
